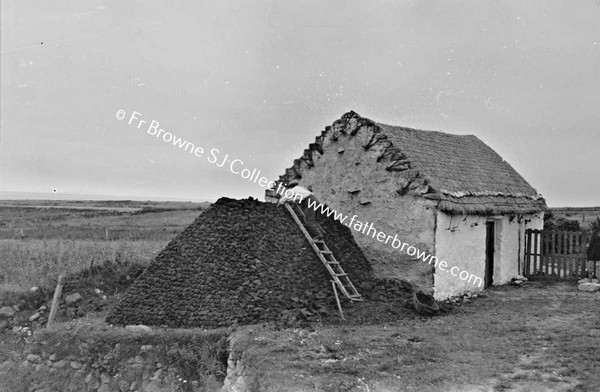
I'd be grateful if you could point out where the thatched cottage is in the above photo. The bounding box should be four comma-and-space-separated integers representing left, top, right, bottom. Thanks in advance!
266, 111, 546, 299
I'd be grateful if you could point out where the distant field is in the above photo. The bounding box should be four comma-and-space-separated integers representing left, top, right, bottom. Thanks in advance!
0, 199, 211, 290
0, 199, 210, 241
0, 199, 208, 210
549, 206, 600, 229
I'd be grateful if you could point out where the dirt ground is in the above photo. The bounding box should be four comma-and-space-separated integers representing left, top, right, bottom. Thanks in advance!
1, 280, 599, 391
233, 280, 600, 392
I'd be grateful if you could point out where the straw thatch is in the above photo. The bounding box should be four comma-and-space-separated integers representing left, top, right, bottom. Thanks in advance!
377, 122, 546, 214
276, 111, 546, 215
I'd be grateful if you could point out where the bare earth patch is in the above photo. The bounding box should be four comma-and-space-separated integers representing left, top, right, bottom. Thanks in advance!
231, 280, 600, 392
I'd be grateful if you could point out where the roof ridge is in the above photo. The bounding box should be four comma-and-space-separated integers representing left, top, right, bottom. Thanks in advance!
271, 111, 545, 215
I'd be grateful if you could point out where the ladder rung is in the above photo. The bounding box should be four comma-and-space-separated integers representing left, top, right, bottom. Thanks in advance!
284, 203, 361, 303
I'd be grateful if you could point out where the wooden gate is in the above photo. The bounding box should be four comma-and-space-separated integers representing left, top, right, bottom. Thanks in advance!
523, 229, 595, 279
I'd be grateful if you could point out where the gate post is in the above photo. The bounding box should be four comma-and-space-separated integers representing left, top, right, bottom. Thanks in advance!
523, 229, 531, 277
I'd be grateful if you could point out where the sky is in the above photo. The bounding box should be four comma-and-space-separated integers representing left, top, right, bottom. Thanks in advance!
1, 0, 599, 207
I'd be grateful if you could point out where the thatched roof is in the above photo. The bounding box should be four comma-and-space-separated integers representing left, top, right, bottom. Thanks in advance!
276, 111, 546, 215
376, 122, 546, 214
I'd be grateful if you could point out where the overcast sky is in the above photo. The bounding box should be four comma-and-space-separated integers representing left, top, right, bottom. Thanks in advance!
1, 0, 598, 207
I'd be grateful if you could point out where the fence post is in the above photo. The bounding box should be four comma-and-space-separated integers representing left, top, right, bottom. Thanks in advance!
581, 232, 587, 278
541, 231, 554, 273
568, 233, 574, 278
47, 275, 65, 328
560, 231, 565, 276
533, 229, 539, 275
523, 229, 531, 276
568, 232, 575, 278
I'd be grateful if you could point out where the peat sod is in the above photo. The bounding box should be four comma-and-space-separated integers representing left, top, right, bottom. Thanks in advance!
106, 197, 412, 328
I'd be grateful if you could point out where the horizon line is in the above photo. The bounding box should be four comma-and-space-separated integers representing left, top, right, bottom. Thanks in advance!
0, 190, 215, 203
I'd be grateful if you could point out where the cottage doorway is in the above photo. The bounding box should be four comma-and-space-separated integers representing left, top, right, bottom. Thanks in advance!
485, 221, 495, 288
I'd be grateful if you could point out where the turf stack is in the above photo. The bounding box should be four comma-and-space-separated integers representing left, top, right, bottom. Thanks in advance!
106, 197, 373, 328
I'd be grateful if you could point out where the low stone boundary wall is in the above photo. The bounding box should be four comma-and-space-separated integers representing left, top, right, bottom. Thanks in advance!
0, 326, 229, 392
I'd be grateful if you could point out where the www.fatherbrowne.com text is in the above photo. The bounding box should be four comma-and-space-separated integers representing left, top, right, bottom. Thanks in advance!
275, 187, 484, 288
117, 108, 483, 288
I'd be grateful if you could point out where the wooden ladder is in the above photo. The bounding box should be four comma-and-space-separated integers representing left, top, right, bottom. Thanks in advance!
285, 203, 363, 302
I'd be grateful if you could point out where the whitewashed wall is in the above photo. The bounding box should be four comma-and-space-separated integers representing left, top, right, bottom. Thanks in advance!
433, 213, 487, 299
433, 211, 544, 299
278, 124, 438, 292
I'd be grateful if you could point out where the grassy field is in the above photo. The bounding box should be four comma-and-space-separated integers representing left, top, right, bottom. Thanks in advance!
0, 199, 209, 241
549, 207, 600, 230
0, 239, 166, 290
0, 200, 208, 291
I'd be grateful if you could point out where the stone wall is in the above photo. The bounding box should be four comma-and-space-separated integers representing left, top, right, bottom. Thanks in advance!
0, 284, 113, 336
0, 327, 229, 392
